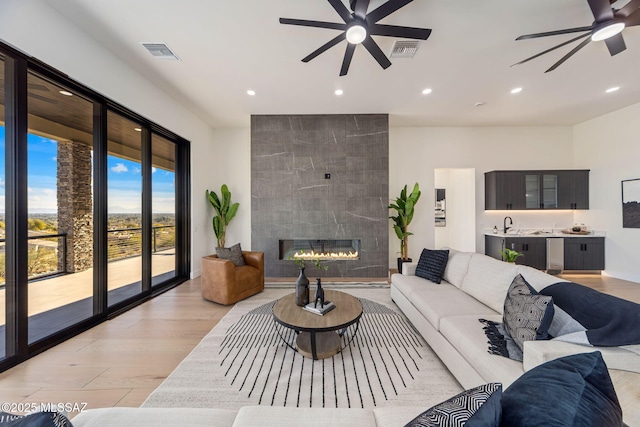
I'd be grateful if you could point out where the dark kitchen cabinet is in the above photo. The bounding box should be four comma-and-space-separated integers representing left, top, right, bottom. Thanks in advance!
485, 171, 526, 210
485, 235, 547, 270
485, 170, 589, 210
564, 237, 604, 270
557, 170, 589, 209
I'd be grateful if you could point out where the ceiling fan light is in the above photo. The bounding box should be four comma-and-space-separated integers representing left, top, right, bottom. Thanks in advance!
346, 24, 367, 44
591, 22, 625, 42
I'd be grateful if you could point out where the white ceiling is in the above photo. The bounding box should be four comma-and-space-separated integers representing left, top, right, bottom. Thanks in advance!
44, 0, 640, 128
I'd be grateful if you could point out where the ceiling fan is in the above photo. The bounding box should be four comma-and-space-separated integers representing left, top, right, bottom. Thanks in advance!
513, 0, 640, 72
279, 0, 431, 76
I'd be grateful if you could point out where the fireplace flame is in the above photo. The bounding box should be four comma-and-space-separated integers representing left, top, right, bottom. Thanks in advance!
293, 250, 359, 260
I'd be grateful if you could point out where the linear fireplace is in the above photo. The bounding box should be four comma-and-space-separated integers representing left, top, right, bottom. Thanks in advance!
279, 239, 360, 261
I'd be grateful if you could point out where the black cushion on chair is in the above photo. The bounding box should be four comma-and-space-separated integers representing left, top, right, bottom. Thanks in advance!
415, 249, 449, 284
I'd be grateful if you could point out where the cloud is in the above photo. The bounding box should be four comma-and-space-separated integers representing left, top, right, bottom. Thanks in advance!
111, 163, 128, 173
133, 167, 141, 175
152, 167, 157, 174
51, 156, 57, 161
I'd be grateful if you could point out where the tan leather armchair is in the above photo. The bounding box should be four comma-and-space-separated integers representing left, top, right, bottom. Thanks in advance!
201, 251, 264, 305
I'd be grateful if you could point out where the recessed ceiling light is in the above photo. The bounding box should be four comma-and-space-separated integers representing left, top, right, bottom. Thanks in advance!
134, 128, 142, 132
510, 87, 523, 94
247, 90, 256, 96
59, 90, 73, 96
335, 89, 344, 96
605, 86, 620, 93
422, 88, 432, 95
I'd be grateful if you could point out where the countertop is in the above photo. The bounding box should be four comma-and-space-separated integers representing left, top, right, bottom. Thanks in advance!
485, 229, 606, 238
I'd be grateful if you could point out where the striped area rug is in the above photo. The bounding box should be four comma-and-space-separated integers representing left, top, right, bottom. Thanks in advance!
143, 287, 462, 410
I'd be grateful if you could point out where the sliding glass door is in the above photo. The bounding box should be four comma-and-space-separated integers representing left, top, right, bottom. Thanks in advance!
26, 71, 94, 344
151, 133, 176, 286
0, 40, 190, 372
0, 55, 6, 360
107, 111, 143, 306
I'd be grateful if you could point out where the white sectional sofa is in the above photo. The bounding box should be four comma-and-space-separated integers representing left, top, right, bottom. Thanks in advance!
390, 249, 640, 390
71, 405, 430, 426
69, 249, 639, 426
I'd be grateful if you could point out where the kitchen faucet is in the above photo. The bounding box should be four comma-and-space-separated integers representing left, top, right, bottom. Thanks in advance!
504, 216, 513, 234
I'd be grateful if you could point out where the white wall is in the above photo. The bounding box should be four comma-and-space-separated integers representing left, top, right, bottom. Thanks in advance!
389, 126, 576, 266
573, 101, 640, 283
0, 0, 216, 277
434, 168, 476, 252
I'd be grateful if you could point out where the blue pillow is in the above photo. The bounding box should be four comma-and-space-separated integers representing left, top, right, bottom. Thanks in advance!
415, 249, 449, 284
0, 411, 72, 426
404, 383, 502, 426
501, 352, 622, 427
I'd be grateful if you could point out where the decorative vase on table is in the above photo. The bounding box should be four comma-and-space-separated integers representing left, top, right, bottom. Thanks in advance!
295, 268, 310, 306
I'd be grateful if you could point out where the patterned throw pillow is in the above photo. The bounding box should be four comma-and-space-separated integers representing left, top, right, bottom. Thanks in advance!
0, 411, 73, 427
216, 243, 246, 267
503, 274, 554, 351
404, 383, 502, 427
415, 249, 450, 284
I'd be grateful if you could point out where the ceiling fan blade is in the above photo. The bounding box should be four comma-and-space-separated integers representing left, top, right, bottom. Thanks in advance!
617, 0, 640, 17
588, 0, 614, 22
370, 24, 431, 40
512, 33, 591, 66
362, 36, 392, 69
625, 8, 640, 25
367, 0, 412, 24
340, 43, 357, 76
605, 32, 626, 55
302, 33, 346, 62
354, 0, 370, 20
545, 37, 592, 72
279, 18, 345, 31
328, 0, 354, 23
516, 26, 593, 40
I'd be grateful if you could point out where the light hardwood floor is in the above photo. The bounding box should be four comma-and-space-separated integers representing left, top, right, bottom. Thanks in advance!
0, 274, 638, 420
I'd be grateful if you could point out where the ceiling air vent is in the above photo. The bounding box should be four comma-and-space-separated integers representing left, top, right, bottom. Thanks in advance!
390, 40, 421, 58
141, 43, 180, 60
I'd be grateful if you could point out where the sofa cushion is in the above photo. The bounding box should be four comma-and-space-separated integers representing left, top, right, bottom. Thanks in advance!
415, 249, 449, 284
461, 254, 520, 314
515, 265, 568, 292
442, 249, 472, 289
232, 406, 375, 427
502, 352, 622, 427
403, 383, 502, 427
71, 407, 238, 427
440, 315, 524, 388
392, 274, 497, 330
503, 274, 554, 351
216, 243, 246, 266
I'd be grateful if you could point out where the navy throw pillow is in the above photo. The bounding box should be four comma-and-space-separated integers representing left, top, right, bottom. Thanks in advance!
415, 249, 449, 284
0, 411, 72, 427
501, 351, 622, 427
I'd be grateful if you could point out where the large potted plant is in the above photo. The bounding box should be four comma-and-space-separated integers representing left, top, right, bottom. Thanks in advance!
206, 184, 239, 248
389, 182, 421, 273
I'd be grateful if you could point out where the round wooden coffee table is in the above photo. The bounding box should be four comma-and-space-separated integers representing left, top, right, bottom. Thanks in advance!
272, 290, 363, 360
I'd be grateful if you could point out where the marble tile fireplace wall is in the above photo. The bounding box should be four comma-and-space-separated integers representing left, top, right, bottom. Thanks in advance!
251, 114, 389, 278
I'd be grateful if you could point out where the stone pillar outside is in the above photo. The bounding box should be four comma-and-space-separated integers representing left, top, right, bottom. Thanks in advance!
57, 140, 93, 273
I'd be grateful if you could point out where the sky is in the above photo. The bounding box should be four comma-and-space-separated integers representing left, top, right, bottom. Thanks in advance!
0, 127, 176, 214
